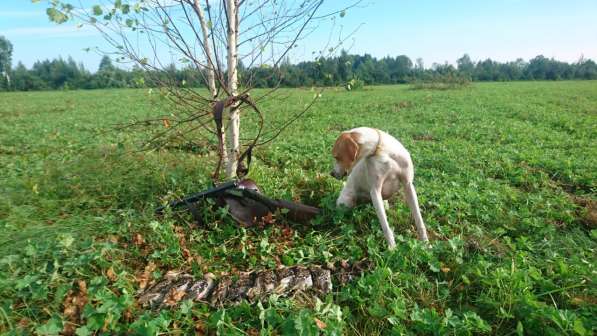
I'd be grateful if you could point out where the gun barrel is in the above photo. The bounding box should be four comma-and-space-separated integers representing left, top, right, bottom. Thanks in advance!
155, 180, 238, 213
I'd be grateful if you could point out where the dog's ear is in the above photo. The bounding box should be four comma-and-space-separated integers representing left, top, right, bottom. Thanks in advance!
333, 132, 360, 169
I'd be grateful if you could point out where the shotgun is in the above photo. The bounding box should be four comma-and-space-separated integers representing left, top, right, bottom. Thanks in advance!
155, 180, 238, 213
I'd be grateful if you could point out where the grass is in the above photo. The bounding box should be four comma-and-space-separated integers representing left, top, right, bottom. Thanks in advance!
0, 81, 595, 335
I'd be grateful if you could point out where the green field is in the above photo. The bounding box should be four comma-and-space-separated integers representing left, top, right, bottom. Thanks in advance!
1, 81, 595, 335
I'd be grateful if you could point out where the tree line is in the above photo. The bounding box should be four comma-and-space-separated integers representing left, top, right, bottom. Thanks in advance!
1, 38, 596, 92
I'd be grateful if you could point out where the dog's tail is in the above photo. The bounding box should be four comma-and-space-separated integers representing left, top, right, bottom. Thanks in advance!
404, 182, 429, 241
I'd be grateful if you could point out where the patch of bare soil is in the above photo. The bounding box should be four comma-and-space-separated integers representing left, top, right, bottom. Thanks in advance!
393, 100, 413, 112
412, 134, 436, 141
571, 196, 597, 229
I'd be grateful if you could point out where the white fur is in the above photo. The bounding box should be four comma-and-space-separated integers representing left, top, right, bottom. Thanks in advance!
333, 127, 429, 248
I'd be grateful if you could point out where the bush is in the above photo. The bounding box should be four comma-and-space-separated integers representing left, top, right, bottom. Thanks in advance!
345, 77, 364, 91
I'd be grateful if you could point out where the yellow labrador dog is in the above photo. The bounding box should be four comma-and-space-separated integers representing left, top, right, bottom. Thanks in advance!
331, 127, 429, 248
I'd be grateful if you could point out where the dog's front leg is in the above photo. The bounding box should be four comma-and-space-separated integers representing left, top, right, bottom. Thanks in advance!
337, 179, 357, 208
370, 182, 396, 249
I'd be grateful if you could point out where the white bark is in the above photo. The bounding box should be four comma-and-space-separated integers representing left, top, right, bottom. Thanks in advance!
225, 0, 240, 178
194, 0, 217, 99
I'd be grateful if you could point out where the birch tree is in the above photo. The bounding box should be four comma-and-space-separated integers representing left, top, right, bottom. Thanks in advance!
225, 0, 239, 178
0, 36, 12, 87
45, 0, 361, 179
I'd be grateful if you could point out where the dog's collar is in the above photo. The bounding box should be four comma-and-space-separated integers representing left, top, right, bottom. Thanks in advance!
353, 128, 383, 165
372, 128, 383, 156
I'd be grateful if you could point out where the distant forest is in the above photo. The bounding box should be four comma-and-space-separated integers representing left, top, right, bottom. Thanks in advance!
1, 51, 596, 92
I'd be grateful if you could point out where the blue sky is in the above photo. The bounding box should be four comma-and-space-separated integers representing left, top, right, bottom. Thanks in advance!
1, 0, 596, 71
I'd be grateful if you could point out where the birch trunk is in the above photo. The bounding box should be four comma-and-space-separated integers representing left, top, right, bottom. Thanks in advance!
194, 0, 228, 170
225, 0, 240, 178
194, 0, 217, 98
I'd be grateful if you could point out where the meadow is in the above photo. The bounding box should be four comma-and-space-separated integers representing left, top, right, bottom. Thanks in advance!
0, 81, 595, 335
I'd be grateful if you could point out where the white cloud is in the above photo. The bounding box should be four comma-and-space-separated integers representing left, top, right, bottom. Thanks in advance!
0, 25, 99, 39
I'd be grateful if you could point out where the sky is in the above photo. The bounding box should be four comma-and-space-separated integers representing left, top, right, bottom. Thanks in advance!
1, 0, 596, 71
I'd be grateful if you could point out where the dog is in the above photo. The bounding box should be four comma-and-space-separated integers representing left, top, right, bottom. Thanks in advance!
330, 127, 429, 248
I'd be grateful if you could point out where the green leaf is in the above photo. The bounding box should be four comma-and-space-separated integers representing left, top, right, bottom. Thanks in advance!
339, 10, 346, 18
122, 4, 130, 14
25, 243, 36, 256
35, 317, 63, 335
59, 233, 74, 248
291, 310, 318, 336
207, 20, 213, 29
428, 261, 440, 273
387, 316, 400, 325
46, 7, 68, 24
92, 5, 103, 16
16, 275, 35, 290
281, 255, 295, 266
516, 321, 524, 336
180, 299, 193, 315
126, 19, 134, 27
573, 319, 587, 336
75, 326, 92, 336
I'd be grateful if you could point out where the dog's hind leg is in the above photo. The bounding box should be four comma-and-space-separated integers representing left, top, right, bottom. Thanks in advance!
404, 182, 429, 241
370, 182, 396, 249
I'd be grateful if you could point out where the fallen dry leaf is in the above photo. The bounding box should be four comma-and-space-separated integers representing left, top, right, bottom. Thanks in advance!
261, 212, 276, 225
137, 261, 156, 290
281, 225, 294, 239
106, 267, 117, 281
78, 280, 87, 292
62, 280, 88, 335
132, 233, 145, 246
62, 322, 76, 336
570, 295, 597, 305
17, 318, 29, 329
165, 269, 183, 280
315, 318, 327, 330
195, 320, 207, 335
123, 308, 133, 322
182, 247, 192, 261
340, 260, 349, 269
173, 226, 193, 262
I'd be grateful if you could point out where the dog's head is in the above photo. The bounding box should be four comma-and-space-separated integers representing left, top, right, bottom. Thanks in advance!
330, 132, 360, 179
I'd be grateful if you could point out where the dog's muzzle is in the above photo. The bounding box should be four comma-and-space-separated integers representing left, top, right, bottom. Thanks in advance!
330, 170, 346, 180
